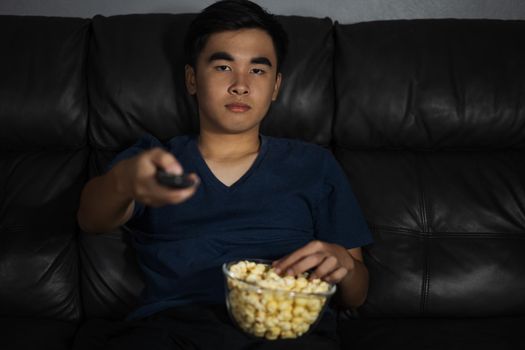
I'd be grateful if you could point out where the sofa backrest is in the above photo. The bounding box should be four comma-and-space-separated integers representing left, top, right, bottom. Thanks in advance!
0, 16, 89, 322
1, 13, 525, 322
334, 19, 525, 317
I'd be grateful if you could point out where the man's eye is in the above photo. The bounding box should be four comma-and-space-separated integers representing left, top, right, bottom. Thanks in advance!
251, 68, 265, 75
215, 65, 231, 71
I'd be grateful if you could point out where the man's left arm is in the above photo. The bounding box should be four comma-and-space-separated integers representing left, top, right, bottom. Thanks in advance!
335, 247, 369, 309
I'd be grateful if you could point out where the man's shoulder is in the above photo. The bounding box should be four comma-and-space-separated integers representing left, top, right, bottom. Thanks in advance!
130, 133, 194, 152
165, 134, 195, 150
265, 135, 331, 159
265, 135, 328, 152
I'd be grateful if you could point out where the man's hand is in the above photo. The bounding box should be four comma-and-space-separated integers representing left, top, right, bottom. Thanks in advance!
272, 240, 355, 284
113, 147, 200, 207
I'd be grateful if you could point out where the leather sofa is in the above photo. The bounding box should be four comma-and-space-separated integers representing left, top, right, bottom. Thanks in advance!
1, 12, 524, 350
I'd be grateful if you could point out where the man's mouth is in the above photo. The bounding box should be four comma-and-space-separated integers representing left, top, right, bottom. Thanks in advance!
225, 103, 251, 113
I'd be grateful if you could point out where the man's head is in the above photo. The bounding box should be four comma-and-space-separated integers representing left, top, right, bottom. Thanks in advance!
184, 0, 288, 73
184, 0, 288, 135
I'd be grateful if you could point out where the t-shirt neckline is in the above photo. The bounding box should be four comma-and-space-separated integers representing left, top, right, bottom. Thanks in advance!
189, 134, 269, 193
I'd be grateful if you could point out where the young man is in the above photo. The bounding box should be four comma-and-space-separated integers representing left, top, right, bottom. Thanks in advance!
76, 0, 373, 349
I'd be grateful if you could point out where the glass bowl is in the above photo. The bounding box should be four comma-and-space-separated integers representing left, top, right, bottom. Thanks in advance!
222, 259, 336, 340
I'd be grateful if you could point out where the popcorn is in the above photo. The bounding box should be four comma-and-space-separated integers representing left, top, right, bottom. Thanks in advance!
225, 260, 335, 340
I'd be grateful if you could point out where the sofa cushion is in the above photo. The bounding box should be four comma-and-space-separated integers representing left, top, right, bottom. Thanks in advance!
0, 15, 89, 150
87, 14, 198, 152
79, 229, 144, 320
335, 148, 525, 317
0, 150, 87, 322
0, 318, 77, 350
334, 19, 525, 150
339, 316, 525, 350
261, 15, 334, 146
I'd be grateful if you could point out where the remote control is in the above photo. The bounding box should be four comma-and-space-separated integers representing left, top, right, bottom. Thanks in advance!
155, 169, 195, 189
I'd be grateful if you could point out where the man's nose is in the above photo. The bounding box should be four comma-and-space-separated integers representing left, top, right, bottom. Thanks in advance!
228, 74, 249, 95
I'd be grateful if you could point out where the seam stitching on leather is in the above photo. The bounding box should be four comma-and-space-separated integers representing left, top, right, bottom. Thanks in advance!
416, 153, 430, 315
370, 226, 525, 238
420, 238, 430, 315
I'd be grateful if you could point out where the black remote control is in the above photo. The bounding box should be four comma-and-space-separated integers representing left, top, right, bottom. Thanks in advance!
155, 169, 195, 189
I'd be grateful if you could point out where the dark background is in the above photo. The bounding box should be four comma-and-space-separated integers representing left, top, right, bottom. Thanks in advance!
1, 0, 525, 22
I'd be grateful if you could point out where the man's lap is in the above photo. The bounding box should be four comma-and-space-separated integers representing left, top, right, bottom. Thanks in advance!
73, 304, 340, 350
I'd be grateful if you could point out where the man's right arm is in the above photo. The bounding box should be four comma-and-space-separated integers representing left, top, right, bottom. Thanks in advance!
77, 148, 200, 234
77, 161, 136, 234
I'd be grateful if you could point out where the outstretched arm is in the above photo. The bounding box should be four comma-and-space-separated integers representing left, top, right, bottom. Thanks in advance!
77, 148, 199, 234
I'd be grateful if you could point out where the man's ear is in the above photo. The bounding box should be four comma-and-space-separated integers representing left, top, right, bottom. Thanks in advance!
185, 64, 197, 95
272, 72, 282, 101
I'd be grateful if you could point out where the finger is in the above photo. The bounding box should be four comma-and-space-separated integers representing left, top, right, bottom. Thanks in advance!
281, 252, 326, 277
187, 173, 200, 187
273, 240, 324, 274
141, 171, 197, 206
148, 148, 183, 175
166, 189, 197, 204
324, 267, 348, 284
152, 172, 200, 192
309, 255, 339, 280
147, 184, 197, 206
155, 178, 199, 203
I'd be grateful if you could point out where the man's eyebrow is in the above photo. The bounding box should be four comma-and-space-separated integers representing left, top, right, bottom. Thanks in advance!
208, 51, 234, 62
207, 52, 273, 67
251, 56, 272, 67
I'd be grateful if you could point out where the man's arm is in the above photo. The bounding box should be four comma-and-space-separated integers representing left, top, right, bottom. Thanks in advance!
77, 148, 199, 234
333, 247, 369, 309
77, 164, 135, 234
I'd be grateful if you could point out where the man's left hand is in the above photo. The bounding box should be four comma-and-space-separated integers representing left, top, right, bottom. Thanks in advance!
272, 240, 355, 284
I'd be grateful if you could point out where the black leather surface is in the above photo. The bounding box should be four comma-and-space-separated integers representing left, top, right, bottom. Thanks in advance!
0, 15, 89, 322
79, 229, 144, 320
334, 20, 525, 150
88, 14, 198, 150
334, 20, 525, 318
0, 318, 77, 350
0, 16, 89, 149
0, 150, 86, 321
339, 316, 525, 349
260, 16, 334, 146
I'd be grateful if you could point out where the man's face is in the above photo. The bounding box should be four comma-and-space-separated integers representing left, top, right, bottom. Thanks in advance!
185, 28, 282, 135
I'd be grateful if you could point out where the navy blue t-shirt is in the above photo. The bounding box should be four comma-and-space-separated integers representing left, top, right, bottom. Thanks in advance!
106, 134, 373, 320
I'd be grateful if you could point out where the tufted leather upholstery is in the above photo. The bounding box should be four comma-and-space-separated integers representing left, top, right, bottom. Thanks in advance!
0, 16, 88, 324
335, 19, 525, 318
0, 13, 524, 350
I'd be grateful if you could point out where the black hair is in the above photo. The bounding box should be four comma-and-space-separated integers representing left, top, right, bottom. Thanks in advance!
184, 0, 288, 72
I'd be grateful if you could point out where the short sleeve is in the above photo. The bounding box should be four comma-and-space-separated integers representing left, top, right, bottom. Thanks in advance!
104, 134, 163, 220
313, 150, 373, 249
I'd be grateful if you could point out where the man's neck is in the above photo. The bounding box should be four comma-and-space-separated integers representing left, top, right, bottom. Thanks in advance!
198, 129, 261, 160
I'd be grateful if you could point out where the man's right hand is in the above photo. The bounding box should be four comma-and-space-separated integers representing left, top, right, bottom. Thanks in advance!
113, 147, 200, 207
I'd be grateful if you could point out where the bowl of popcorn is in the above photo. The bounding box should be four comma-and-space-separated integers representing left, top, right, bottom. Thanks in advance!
222, 259, 336, 340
